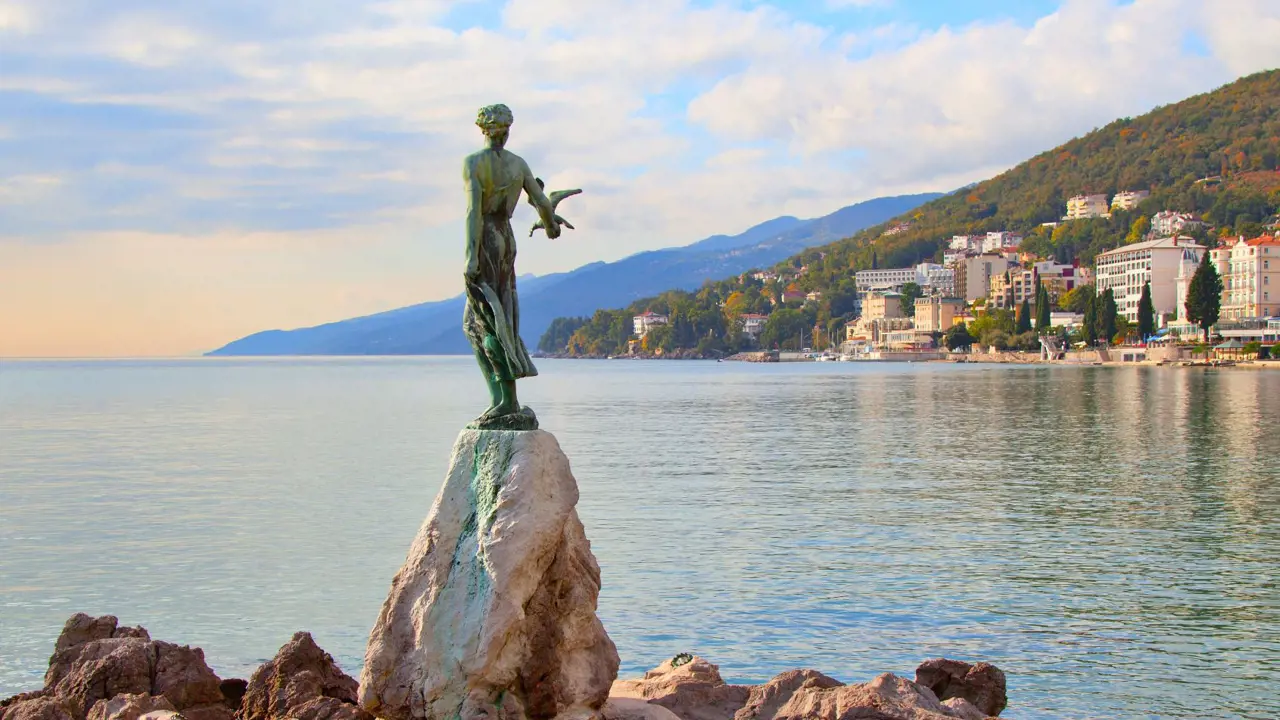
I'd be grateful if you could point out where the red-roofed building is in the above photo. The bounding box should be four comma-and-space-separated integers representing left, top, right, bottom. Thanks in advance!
633, 311, 669, 338
740, 313, 768, 338
1210, 235, 1280, 320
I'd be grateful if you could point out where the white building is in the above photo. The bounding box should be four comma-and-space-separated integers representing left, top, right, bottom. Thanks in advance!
633, 311, 669, 338
1094, 237, 1205, 323
1210, 235, 1280, 321
951, 253, 1011, 303
1151, 211, 1203, 238
916, 263, 956, 296
914, 296, 964, 333
1065, 194, 1110, 220
862, 291, 905, 322
740, 313, 768, 338
1050, 311, 1085, 329
1111, 190, 1150, 212
949, 235, 981, 252
854, 263, 955, 296
855, 266, 915, 292
981, 231, 1023, 253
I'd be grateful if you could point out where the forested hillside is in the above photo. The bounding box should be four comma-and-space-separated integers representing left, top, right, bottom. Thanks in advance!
549, 69, 1280, 357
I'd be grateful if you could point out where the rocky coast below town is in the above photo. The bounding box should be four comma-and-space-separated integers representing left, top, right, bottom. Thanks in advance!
1, 614, 1010, 720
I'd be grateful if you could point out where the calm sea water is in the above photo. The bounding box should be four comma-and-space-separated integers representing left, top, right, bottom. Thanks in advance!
1, 358, 1277, 719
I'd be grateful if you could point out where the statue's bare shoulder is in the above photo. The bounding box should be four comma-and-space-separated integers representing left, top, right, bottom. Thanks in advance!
462, 149, 486, 175
463, 149, 530, 176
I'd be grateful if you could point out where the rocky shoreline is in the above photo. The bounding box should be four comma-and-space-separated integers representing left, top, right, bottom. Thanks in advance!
3, 614, 1010, 720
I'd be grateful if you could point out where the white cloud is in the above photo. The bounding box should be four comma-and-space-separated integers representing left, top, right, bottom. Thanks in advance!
0, 174, 64, 204
98, 16, 205, 67
688, 0, 1235, 186
1198, 0, 1280, 76
827, 0, 893, 8
1, 0, 1279, 355
0, 0, 34, 33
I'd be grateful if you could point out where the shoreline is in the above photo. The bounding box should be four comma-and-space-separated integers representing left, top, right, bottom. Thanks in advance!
3, 614, 1011, 720
536, 352, 1280, 369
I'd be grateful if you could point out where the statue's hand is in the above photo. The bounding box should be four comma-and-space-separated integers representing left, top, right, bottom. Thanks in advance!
464, 255, 480, 281
545, 221, 561, 240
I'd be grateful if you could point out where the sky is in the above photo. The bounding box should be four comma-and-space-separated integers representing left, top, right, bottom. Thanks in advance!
1, 0, 1278, 357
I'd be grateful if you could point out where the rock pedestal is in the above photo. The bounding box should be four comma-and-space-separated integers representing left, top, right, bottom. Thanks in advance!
360, 429, 620, 720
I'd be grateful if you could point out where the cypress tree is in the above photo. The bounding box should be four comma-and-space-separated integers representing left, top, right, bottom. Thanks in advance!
1035, 280, 1051, 332
1186, 251, 1223, 343
1017, 298, 1033, 334
1082, 290, 1098, 345
1098, 288, 1118, 345
1137, 281, 1156, 342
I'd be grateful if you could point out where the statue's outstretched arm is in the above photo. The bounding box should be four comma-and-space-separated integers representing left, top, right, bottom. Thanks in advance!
463, 157, 483, 278
522, 164, 560, 240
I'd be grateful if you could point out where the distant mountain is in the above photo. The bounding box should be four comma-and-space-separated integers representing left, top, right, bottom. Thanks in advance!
680, 215, 807, 254
206, 192, 942, 356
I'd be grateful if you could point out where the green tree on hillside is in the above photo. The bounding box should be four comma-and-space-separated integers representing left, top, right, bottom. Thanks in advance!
971, 309, 1016, 348
827, 280, 860, 318
538, 316, 589, 353
1126, 215, 1150, 244
1017, 298, 1033, 334
1060, 284, 1095, 314
1186, 252, 1224, 342
642, 324, 673, 353
759, 308, 812, 350
900, 282, 923, 317
1137, 281, 1156, 341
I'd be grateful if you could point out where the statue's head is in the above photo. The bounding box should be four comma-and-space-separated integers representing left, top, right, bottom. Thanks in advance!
476, 104, 513, 149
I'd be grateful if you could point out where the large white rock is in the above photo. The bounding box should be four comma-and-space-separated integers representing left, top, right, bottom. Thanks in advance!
360, 429, 619, 720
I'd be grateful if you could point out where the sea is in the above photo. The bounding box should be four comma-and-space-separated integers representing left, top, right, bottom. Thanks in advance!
1, 358, 1277, 719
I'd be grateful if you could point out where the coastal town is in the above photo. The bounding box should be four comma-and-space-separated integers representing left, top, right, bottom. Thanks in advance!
623, 191, 1280, 364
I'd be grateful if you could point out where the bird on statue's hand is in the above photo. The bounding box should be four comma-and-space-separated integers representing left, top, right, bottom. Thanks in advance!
529, 178, 583, 237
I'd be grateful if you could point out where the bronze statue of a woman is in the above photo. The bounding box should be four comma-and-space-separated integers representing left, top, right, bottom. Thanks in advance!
462, 104, 579, 430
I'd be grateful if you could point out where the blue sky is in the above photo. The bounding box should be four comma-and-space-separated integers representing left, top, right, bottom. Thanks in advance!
0, 0, 1277, 355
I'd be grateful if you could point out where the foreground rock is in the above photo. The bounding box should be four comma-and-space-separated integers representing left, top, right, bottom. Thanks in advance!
602, 699, 682, 720
734, 669, 841, 720
611, 657, 749, 720
610, 657, 1005, 720
0, 614, 231, 720
914, 659, 1007, 717
360, 429, 620, 720
85, 694, 177, 720
774, 674, 989, 720
240, 632, 369, 720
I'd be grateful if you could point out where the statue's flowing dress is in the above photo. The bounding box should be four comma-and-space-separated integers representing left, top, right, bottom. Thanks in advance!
462, 150, 538, 380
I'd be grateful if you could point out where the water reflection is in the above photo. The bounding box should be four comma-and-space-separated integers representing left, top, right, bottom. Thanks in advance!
0, 359, 1276, 719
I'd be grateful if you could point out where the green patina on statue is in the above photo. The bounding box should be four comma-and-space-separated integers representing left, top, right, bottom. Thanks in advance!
463, 104, 580, 431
